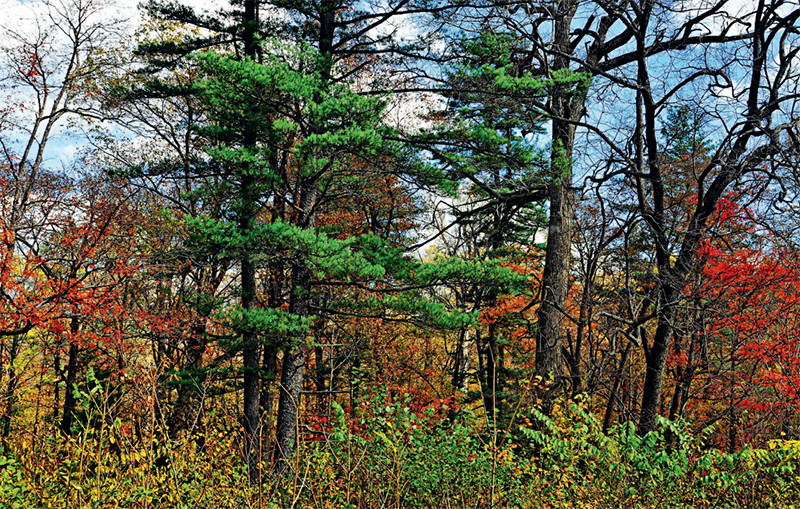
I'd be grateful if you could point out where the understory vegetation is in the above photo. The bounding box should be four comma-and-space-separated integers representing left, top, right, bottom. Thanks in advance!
2, 390, 799, 508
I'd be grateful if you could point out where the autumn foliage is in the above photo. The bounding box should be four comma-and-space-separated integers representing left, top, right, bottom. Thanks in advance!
2, 0, 800, 506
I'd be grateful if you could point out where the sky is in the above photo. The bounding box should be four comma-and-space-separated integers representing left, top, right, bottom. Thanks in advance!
1, 0, 133, 170
0, 0, 436, 174
0, 0, 781, 178
0, 0, 232, 171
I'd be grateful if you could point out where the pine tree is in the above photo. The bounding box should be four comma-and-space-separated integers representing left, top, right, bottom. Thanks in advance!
126, 0, 459, 479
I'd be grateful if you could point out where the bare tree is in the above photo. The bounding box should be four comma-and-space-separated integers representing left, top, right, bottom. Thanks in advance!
0, 0, 124, 436
573, 0, 800, 433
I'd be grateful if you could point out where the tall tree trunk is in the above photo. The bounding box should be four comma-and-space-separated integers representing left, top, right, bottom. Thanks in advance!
241, 253, 261, 480
274, 167, 317, 472
60, 318, 80, 435
273, 0, 335, 473
168, 317, 208, 437
638, 285, 676, 434
452, 328, 472, 392
482, 325, 498, 423
535, 0, 580, 393
1, 335, 21, 438
603, 342, 632, 433
274, 262, 310, 473
240, 0, 262, 482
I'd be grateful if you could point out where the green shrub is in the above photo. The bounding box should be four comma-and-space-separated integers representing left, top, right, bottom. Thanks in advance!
0, 394, 797, 508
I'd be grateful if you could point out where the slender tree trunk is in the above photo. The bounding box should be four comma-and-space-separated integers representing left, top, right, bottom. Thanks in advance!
350, 349, 361, 418
668, 323, 701, 425
53, 352, 61, 425
258, 260, 283, 456
452, 328, 472, 392
314, 344, 326, 410
60, 319, 80, 435
241, 253, 261, 480
259, 346, 277, 423
603, 342, 632, 433
482, 325, 498, 423
569, 275, 596, 397
728, 355, 738, 453
1, 335, 21, 438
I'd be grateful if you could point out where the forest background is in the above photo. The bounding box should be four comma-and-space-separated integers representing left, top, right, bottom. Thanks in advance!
2, 0, 800, 507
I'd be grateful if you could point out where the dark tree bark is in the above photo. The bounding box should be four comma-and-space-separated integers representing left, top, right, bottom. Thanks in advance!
1, 335, 21, 438
60, 317, 80, 436
602, 342, 632, 433
240, 0, 262, 482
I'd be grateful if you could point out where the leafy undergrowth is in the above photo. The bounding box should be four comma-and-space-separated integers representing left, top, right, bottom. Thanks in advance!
1, 398, 797, 508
